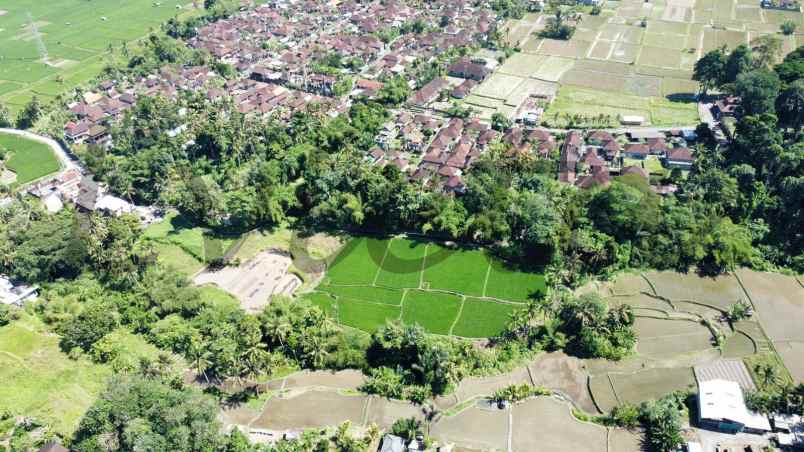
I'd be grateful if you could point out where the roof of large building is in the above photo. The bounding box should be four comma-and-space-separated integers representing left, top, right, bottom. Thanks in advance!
698, 379, 771, 432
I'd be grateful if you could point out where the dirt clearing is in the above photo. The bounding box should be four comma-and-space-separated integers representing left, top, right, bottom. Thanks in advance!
194, 250, 301, 312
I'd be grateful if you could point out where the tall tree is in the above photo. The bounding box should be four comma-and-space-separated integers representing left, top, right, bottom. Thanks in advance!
693, 47, 727, 94
776, 79, 804, 132
733, 69, 781, 116
724, 44, 754, 84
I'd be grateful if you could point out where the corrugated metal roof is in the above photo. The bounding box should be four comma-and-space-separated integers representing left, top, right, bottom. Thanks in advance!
694, 360, 756, 391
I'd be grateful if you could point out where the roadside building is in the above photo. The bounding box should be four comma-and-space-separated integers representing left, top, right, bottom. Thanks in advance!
665, 147, 694, 169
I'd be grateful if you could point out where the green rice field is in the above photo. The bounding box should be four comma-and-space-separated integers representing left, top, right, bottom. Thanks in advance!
0, 132, 61, 185
305, 237, 545, 337
0, 0, 201, 114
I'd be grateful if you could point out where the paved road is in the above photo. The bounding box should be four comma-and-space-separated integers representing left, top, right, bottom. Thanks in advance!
0, 128, 78, 173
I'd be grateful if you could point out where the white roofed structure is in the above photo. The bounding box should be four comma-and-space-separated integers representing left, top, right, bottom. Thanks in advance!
698, 379, 771, 434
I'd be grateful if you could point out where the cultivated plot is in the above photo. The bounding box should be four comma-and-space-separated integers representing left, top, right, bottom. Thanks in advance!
451, 298, 518, 338
311, 238, 543, 337
0, 132, 61, 185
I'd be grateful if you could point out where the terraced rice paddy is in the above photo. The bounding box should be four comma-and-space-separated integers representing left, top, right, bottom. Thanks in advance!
305, 237, 546, 337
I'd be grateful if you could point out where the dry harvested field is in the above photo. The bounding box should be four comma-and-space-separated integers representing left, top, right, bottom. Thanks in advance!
251, 390, 367, 431
432, 397, 611, 452
511, 398, 607, 452
736, 270, 804, 382
496, 0, 804, 125
643, 271, 746, 309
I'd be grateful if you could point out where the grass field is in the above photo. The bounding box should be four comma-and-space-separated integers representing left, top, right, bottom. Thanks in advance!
309, 237, 544, 337
0, 315, 111, 434
0, 0, 201, 114
0, 132, 61, 185
144, 211, 241, 275
544, 85, 699, 127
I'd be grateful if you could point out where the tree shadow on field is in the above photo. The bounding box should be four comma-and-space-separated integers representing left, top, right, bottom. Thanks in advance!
363, 237, 455, 275
665, 92, 697, 104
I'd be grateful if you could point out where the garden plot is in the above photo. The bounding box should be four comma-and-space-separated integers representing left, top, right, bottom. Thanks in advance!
0, 319, 111, 435
366, 399, 425, 430
532, 56, 576, 81
611, 273, 653, 295
401, 290, 462, 335
252, 391, 368, 431
325, 237, 386, 285
497, 52, 548, 78
511, 398, 608, 452
194, 250, 301, 312
722, 332, 757, 358
643, 271, 746, 309
736, 270, 804, 343
421, 245, 489, 296
537, 38, 593, 58
430, 402, 509, 451
609, 429, 644, 452
776, 342, 804, 383
638, 46, 686, 69
374, 238, 427, 289
452, 298, 518, 338
310, 238, 545, 337
634, 317, 716, 357
598, 23, 646, 44
608, 293, 674, 314
0, 0, 193, 113
609, 367, 697, 405
473, 73, 526, 100
527, 352, 599, 413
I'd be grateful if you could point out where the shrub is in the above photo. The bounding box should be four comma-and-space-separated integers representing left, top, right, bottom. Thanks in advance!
782, 20, 797, 35
0, 304, 11, 327
610, 403, 641, 428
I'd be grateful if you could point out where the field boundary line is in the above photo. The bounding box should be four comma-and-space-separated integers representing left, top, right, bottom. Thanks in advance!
481, 263, 492, 297
398, 289, 408, 320
607, 374, 621, 405
419, 244, 429, 289
448, 296, 466, 336
372, 239, 392, 286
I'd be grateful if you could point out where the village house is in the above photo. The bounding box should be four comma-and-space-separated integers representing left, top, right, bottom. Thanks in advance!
447, 58, 492, 82
712, 95, 741, 119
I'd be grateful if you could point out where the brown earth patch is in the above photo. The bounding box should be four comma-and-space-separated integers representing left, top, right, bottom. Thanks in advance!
251, 390, 367, 430
512, 398, 607, 452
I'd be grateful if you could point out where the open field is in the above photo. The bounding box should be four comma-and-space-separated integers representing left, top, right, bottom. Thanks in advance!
498, 0, 804, 126
735, 270, 804, 382
144, 211, 242, 274
308, 237, 544, 337
0, 0, 200, 114
0, 131, 61, 185
544, 85, 699, 126
0, 316, 111, 435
